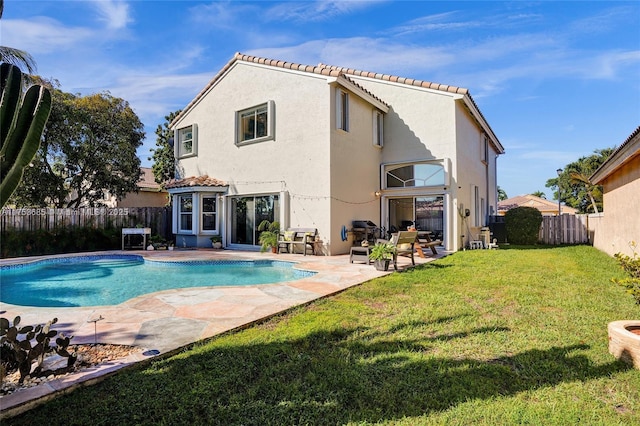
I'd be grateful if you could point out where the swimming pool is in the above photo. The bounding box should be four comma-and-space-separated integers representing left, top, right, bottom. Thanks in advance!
0, 255, 316, 308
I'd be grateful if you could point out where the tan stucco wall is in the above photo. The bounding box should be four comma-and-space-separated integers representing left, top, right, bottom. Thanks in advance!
593, 154, 640, 257
329, 86, 383, 254
116, 191, 168, 208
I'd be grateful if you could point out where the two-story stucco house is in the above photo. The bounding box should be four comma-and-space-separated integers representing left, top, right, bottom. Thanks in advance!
166, 53, 504, 254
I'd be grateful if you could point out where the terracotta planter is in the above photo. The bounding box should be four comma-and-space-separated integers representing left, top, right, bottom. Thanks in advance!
608, 320, 640, 369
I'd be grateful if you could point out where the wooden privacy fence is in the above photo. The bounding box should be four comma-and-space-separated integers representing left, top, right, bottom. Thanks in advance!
1, 207, 172, 239
539, 214, 591, 245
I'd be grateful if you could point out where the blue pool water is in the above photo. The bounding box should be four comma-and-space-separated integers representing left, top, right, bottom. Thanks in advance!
0, 255, 315, 308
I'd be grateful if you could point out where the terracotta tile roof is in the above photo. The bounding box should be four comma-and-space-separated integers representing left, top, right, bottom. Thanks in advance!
165, 175, 227, 189
498, 194, 578, 215
137, 167, 162, 190
317, 62, 469, 95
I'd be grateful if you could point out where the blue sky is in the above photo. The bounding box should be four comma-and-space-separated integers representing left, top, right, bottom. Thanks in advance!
3, 0, 639, 199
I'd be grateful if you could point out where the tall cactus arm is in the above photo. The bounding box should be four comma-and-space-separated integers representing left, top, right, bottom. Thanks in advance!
0, 63, 22, 146
1, 84, 50, 178
0, 66, 51, 208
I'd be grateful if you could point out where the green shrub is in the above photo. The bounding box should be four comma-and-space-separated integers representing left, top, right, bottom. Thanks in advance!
613, 242, 640, 304
0, 226, 123, 258
504, 206, 543, 245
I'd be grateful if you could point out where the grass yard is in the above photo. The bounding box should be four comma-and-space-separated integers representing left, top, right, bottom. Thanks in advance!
7, 245, 640, 425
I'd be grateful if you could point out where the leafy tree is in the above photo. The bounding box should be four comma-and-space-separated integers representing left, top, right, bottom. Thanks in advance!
531, 191, 546, 199
150, 110, 181, 186
497, 186, 507, 201
545, 148, 613, 214
11, 88, 144, 207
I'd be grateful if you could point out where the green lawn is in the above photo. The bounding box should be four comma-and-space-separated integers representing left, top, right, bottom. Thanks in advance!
7, 246, 640, 425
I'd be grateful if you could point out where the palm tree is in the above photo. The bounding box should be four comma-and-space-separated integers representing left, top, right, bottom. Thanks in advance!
497, 186, 507, 201
569, 171, 599, 213
531, 191, 546, 199
0, 0, 37, 74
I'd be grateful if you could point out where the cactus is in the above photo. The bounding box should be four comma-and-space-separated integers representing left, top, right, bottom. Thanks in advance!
0, 315, 75, 383
0, 63, 52, 208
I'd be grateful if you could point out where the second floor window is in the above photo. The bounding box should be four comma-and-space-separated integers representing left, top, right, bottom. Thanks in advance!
373, 110, 384, 147
336, 89, 349, 131
177, 124, 197, 158
236, 101, 275, 145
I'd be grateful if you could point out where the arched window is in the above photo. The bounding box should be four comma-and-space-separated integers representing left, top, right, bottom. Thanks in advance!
386, 163, 445, 188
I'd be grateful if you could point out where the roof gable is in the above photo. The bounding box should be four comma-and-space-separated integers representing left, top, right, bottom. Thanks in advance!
171, 52, 503, 153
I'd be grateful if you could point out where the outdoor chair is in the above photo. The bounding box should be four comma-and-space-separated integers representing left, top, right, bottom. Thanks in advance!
378, 230, 418, 270
277, 228, 317, 255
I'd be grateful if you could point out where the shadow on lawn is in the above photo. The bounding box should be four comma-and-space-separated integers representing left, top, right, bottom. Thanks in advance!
9, 321, 631, 425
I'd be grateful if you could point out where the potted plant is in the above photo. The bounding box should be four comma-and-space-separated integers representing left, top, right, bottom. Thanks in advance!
608, 242, 640, 369
210, 235, 223, 249
369, 241, 395, 271
258, 220, 280, 253
150, 235, 167, 250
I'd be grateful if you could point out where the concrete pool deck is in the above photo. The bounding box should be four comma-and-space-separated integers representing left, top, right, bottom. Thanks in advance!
0, 248, 445, 417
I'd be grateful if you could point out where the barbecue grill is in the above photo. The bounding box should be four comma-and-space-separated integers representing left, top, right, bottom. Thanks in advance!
351, 220, 379, 244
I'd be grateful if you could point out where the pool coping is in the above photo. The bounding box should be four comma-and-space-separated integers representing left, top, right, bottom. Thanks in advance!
0, 248, 445, 418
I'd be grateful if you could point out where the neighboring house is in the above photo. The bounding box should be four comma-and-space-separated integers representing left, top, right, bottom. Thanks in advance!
104, 167, 168, 208
166, 53, 504, 254
590, 126, 640, 257
498, 194, 578, 216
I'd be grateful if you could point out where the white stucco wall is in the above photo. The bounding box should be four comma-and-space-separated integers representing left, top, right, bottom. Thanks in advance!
173, 62, 333, 246
173, 62, 389, 253
329, 85, 383, 254
345, 76, 499, 251
345, 77, 458, 164
172, 60, 500, 254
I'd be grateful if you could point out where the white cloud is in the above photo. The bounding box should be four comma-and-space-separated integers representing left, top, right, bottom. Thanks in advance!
189, 1, 258, 29
391, 11, 482, 35
265, 0, 383, 22
248, 37, 454, 75
92, 0, 132, 31
1, 17, 93, 54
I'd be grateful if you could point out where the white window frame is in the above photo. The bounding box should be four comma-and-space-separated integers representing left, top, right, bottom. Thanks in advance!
336, 89, 349, 132
178, 194, 193, 233
235, 100, 275, 146
474, 185, 481, 227
373, 110, 384, 147
201, 195, 218, 233
481, 135, 488, 164
176, 124, 197, 159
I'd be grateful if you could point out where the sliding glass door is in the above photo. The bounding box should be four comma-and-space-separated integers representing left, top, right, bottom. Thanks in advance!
230, 195, 279, 246
388, 196, 444, 241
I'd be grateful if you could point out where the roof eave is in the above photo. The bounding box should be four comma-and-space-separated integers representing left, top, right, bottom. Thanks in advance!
590, 126, 640, 184
327, 75, 390, 113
